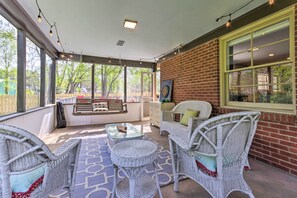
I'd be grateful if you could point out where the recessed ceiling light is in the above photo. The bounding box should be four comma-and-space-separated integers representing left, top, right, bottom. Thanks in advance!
268, 53, 275, 57
123, 20, 137, 29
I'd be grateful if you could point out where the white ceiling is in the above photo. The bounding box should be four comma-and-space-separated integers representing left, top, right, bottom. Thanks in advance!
16, 0, 268, 61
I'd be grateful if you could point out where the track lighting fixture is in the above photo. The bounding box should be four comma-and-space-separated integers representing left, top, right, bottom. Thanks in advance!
36, 0, 64, 51
268, 0, 275, 5
108, 58, 111, 63
216, 0, 254, 27
216, 0, 275, 28
49, 26, 53, 36
37, 10, 42, 23
226, 18, 232, 28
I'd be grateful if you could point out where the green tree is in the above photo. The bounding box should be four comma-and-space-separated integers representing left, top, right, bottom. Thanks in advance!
26, 39, 41, 96
95, 64, 123, 98
0, 21, 17, 95
56, 61, 91, 94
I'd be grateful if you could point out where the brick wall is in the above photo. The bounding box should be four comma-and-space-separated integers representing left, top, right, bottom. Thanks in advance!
160, 7, 297, 176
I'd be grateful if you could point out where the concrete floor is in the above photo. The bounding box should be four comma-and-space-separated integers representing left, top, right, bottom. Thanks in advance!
43, 121, 297, 198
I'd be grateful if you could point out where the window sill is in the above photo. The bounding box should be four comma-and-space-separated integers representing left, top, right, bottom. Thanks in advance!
0, 104, 55, 122
220, 105, 295, 115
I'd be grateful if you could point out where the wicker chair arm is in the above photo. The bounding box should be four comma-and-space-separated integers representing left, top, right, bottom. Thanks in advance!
161, 110, 174, 122
53, 139, 81, 158
187, 117, 206, 141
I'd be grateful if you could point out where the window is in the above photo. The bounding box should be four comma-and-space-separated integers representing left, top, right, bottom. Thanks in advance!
45, 54, 52, 104
56, 61, 92, 102
0, 15, 17, 115
220, 7, 294, 113
26, 38, 41, 110
94, 64, 124, 99
127, 67, 152, 102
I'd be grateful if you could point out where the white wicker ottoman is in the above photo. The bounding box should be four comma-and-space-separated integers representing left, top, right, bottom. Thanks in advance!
110, 140, 163, 198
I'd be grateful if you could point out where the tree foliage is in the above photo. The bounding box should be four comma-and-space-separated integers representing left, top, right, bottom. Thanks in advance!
0, 17, 17, 95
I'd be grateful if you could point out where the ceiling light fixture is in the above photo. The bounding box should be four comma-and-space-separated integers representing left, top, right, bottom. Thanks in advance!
123, 19, 137, 29
268, 53, 275, 57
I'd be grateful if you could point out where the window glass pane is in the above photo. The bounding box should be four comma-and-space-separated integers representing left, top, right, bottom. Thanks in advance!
228, 52, 251, 70
45, 55, 52, 104
255, 64, 292, 104
0, 15, 17, 115
229, 86, 254, 102
127, 67, 151, 102
255, 84, 292, 104
227, 34, 251, 54
253, 40, 289, 65
26, 38, 40, 110
228, 70, 253, 88
253, 20, 289, 47
94, 64, 124, 99
56, 61, 92, 103
255, 64, 292, 85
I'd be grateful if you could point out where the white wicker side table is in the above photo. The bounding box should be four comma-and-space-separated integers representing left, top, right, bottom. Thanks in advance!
110, 140, 163, 198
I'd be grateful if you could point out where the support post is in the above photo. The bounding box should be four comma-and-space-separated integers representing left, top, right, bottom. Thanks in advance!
17, 29, 26, 112
40, 48, 46, 107
51, 59, 56, 103
92, 64, 95, 99
124, 66, 127, 103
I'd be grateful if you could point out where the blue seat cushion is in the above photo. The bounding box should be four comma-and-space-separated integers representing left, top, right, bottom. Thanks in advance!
195, 154, 217, 177
0, 164, 46, 196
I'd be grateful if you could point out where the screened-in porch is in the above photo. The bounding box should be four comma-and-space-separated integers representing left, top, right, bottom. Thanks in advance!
1, 0, 297, 198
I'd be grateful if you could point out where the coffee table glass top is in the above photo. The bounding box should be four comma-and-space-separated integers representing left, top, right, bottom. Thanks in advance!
105, 123, 144, 140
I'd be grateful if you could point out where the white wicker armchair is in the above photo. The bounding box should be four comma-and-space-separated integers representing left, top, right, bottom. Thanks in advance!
160, 100, 212, 137
169, 111, 260, 198
0, 124, 81, 198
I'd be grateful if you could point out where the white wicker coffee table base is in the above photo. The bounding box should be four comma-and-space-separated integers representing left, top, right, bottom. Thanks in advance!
116, 174, 157, 198
111, 140, 163, 198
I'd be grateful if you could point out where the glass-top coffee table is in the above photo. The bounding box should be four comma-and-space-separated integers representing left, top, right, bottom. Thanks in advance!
105, 123, 144, 149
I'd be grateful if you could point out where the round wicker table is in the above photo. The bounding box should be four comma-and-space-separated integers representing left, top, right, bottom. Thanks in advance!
110, 140, 163, 198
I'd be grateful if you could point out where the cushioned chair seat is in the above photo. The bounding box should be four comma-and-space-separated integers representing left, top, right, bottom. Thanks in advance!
160, 121, 188, 137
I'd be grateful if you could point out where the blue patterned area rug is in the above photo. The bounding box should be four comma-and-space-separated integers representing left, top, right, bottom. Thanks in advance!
50, 135, 174, 198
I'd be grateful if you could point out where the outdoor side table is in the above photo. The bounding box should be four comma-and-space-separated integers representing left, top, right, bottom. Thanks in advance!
110, 140, 163, 198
